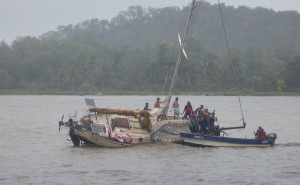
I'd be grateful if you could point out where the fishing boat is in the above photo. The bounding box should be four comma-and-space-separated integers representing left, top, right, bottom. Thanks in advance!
180, 132, 277, 147
179, 0, 277, 147
58, 0, 197, 148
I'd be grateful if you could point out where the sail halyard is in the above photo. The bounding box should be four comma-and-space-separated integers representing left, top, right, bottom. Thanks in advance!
217, 0, 246, 127
162, 0, 197, 118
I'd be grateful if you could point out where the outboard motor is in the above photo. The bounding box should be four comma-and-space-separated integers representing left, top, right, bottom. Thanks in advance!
267, 133, 277, 140
58, 115, 65, 131
69, 128, 80, 146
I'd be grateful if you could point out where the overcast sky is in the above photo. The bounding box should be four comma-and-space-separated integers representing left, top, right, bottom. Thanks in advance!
1, 0, 300, 44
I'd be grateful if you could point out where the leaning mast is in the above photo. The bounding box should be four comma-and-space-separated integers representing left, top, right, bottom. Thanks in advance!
162, 0, 197, 117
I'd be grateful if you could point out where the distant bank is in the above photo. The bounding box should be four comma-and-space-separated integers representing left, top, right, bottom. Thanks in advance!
0, 89, 299, 96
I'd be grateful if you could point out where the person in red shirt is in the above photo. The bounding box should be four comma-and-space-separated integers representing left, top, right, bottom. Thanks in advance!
183, 101, 193, 119
255, 126, 267, 140
154, 97, 166, 108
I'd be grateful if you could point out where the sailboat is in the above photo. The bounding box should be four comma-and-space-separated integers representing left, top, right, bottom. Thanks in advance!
58, 0, 197, 148
180, 132, 277, 147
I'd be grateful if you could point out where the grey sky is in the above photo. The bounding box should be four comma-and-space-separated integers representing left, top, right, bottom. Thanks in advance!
1, 0, 300, 44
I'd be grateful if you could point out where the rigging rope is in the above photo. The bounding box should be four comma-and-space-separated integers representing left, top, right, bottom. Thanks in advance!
217, 0, 246, 125
161, 72, 169, 95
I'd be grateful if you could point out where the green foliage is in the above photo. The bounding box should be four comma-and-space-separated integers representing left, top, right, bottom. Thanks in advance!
0, 2, 300, 94
285, 55, 300, 90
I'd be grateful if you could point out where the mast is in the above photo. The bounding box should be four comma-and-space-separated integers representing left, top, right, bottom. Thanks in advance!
162, 0, 197, 117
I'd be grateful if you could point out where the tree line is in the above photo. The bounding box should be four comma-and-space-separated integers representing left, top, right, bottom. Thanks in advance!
0, 1, 299, 94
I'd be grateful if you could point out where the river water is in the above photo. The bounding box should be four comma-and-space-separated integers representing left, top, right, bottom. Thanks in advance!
0, 95, 299, 185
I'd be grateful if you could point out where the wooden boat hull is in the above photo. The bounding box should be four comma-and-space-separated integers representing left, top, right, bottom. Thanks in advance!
68, 126, 154, 148
60, 108, 192, 148
67, 120, 190, 148
180, 132, 276, 147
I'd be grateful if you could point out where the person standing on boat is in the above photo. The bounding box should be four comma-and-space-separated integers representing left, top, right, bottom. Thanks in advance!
154, 97, 165, 108
255, 126, 267, 140
195, 105, 204, 118
144, 103, 150, 110
182, 101, 193, 119
213, 125, 221, 136
170, 97, 180, 118
208, 110, 216, 128
199, 108, 211, 132
190, 113, 199, 132
199, 116, 207, 133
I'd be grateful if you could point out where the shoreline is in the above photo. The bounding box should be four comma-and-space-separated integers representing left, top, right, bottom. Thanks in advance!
0, 89, 299, 96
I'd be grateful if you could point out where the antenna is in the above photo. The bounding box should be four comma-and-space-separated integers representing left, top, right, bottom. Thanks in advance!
85, 98, 95, 108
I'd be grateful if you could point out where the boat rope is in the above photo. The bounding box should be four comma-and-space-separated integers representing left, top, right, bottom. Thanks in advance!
210, 92, 216, 112
161, 71, 169, 96
217, 0, 246, 125
182, 0, 198, 57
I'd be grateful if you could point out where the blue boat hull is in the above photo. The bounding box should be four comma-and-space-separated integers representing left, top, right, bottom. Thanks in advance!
180, 132, 276, 147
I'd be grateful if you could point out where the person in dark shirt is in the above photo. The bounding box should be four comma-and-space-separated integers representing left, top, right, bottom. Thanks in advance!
144, 102, 150, 110
195, 105, 204, 118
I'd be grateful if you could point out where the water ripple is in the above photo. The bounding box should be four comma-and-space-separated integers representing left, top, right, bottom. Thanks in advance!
1, 95, 300, 185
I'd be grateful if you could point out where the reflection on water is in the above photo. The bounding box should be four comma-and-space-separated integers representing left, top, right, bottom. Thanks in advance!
0, 95, 300, 185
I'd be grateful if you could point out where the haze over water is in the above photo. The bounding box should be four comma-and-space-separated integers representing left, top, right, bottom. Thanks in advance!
0, 95, 299, 185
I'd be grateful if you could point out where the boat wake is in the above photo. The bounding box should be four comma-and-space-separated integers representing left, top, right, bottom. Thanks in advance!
276, 142, 300, 147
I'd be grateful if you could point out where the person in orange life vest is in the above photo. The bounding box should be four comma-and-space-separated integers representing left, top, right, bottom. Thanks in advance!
255, 126, 267, 140
154, 97, 166, 108
170, 97, 180, 118
182, 101, 193, 119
